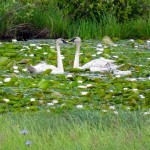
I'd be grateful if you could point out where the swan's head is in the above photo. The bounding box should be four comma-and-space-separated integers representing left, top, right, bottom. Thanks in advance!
56, 38, 68, 45
69, 37, 81, 45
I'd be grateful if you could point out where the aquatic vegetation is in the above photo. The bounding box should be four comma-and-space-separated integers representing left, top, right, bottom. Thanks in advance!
0, 39, 150, 113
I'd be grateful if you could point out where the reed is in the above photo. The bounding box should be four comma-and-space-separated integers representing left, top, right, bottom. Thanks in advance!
0, 0, 150, 39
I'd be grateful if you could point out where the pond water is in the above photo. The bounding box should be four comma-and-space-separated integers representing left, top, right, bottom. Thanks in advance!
0, 39, 150, 114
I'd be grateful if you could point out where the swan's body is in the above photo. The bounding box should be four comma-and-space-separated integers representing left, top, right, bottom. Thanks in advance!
89, 63, 122, 72
27, 38, 67, 74
69, 37, 116, 72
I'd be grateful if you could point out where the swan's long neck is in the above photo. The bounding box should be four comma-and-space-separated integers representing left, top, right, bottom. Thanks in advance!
56, 43, 64, 72
73, 43, 81, 68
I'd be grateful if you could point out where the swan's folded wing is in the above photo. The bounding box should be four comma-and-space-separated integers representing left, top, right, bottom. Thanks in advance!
81, 59, 108, 69
34, 63, 57, 73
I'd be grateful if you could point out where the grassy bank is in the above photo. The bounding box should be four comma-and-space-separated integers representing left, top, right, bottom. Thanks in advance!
0, 110, 149, 150
0, 1, 150, 39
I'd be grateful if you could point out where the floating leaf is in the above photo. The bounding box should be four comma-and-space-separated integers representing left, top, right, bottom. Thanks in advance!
0, 57, 8, 66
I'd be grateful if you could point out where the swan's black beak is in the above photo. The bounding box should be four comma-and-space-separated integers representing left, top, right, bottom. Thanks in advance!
69, 38, 76, 43
62, 39, 68, 44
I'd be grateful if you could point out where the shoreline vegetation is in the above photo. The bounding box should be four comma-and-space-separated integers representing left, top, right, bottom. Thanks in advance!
0, 0, 150, 40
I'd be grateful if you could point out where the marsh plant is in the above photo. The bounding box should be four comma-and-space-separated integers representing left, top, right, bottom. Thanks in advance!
0, 111, 149, 149
0, 0, 150, 39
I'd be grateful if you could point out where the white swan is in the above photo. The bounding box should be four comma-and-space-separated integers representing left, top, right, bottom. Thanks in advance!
27, 38, 68, 74
69, 37, 116, 71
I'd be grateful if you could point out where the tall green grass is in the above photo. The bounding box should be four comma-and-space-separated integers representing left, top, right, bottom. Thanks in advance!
0, 111, 149, 149
0, 1, 150, 39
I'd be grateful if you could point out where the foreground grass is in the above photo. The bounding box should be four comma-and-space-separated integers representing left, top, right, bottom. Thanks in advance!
0, 110, 149, 150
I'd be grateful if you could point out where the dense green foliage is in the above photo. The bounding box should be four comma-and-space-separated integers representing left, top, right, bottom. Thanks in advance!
0, 0, 150, 39
58, 0, 150, 22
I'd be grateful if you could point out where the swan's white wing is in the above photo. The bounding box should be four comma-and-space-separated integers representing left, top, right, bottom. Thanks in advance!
33, 63, 57, 73
90, 67, 110, 72
81, 59, 108, 69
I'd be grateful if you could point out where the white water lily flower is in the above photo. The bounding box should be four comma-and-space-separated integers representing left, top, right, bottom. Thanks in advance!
113, 44, 118, 47
96, 51, 102, 55
102, 110, 107, 112
109, 106, 115, 110
76, 104, 83, 109
13, 66, 18, 69
92, 54, 96, 57
12, 39, 17, 42
52, 99, 58, 104
126, 106, 131, 110
66, 74, 73, 78
129, 39, 134, 42
50, 46, 55, 49
97, 43, 103, 48
23, 46, 30, 49
115, 75, 121, 78
109, 90, 113, 93
43, 52, 48, 55
96, 48, 104, 51
78, 85, 87, 89
104, 46, 108, 48
134, 45, 138, 48
26, 107, 30, 109
132, 88, 138, 92
123, 88, 128, 90
4, 77, 11, 82
143, 112, 150, 115
22, 68, 27, 72
30, 98, 35, 102
127, 78, 137, 81
36, 46, 42, 49
113, 56, 118, 59
78, 80, 83, 83
47, 103, 54, 106
3, 98, 9, 103
113, 111, 118, 115
0, 81, 3, 84
14, 70, 19, 73
29, 54, 34, 57
147, 58, 150, 60
139, 94, 145, 99
30, 43, 36, 47
81, 91, 88, 95
20, 48, 26, 51
86, 84, 93, 87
